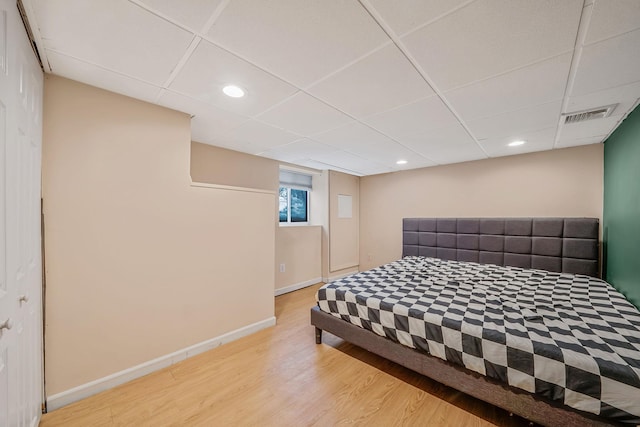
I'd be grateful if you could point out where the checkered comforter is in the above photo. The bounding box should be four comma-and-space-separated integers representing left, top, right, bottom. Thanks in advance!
317, 256, 640, 424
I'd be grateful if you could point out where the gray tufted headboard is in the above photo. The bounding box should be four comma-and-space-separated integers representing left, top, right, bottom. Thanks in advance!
402, 217, 600, 277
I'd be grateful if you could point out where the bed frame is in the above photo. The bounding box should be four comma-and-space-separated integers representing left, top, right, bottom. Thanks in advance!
311, 217, 619, 427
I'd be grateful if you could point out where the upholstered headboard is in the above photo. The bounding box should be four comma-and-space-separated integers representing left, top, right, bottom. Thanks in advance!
402, 217, 600, 277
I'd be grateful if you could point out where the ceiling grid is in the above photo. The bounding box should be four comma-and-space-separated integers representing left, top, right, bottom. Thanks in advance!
22, 0, 640, 176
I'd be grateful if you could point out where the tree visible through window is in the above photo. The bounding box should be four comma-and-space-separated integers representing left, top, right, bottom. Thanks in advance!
279, 187, 308, 223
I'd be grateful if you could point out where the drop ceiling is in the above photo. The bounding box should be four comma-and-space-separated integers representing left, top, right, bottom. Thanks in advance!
23, 0, 640, 176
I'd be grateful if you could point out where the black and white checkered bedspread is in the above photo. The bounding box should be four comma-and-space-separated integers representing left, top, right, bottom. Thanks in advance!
317, 256, 640, 423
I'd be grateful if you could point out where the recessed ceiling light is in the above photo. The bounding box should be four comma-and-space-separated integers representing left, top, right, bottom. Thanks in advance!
222, 85, 245, 98
508, 140, 526, 147
396, 160, 408, 165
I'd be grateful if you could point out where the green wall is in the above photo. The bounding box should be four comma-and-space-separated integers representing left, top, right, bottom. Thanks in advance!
604, 105, 640, 308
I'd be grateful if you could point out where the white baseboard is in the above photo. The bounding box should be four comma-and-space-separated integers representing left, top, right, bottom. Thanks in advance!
274, 277, 323, 296
46, 316, 276, 412
323, 270, 358, 283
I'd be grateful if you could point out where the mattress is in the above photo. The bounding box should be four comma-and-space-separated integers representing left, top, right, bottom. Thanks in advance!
317, 256, 640, 423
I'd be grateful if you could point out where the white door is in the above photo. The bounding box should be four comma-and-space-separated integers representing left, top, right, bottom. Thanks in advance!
0, 1, 44, 426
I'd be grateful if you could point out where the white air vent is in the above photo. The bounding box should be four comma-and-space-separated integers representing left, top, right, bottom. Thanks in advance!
563, 104, 617, 124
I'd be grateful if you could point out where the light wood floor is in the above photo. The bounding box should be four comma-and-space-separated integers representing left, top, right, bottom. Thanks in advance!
40, 283, 531, 427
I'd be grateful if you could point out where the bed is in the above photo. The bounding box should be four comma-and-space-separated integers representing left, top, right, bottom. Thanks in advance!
311, 218, 640, 426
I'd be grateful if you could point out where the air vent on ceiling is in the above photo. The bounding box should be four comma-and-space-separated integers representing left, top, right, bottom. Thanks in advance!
563, 104, 617, 124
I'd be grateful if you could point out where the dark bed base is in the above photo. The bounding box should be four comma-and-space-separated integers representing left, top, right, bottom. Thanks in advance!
311, 306, 621, 427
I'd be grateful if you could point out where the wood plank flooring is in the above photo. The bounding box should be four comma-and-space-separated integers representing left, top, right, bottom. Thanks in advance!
40, 283, 531, 426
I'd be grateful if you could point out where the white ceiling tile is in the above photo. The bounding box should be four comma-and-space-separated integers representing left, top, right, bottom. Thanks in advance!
256, 92, 352, 136
137, 0, 224, 32
479, 127, 557, 157
566, 81, 640, 116
34, 0, 193, 85
256, 149, 303, 163
367, 0, 471, 36
29, 0, 640, 176
402, 0, 583, 90
307, 44, 434, 118
397, 124, 478, 153
392, 123, 487, 164
466, 101, 562, 140
191, 117, 239, 147
557, 114, 624, 141
393, 160, 439, 172
362, 95, 460, 139
556, 135, 605, 148
157, 89, 247, 123
157, 90, 249, 144
363, 165, 399, 175
571, 29, 640, 97
293, 158, 368, 176
271, 138, 340, 159
293, 159, 336, 171
46, 50, 162, 103
312, 150, 383, 175
425, 142, 488, 165
311, 122, 430, 167
170, 40, 297, 117
312, 121, 394, 150
444, 54, 571, 121
584, 0, 640, 45
214, 119, 300, 154
206, 0, 389, 87
345, 140, 426, 166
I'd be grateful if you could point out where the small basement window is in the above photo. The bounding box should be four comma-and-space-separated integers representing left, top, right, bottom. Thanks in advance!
279, 169, 312, 224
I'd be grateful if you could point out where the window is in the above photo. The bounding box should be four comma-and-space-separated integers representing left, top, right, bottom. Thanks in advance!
279, 169, 312, 224
279, 187, 308, 223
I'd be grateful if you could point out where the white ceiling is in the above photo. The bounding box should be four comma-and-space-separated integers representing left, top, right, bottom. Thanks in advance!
24, 0, 640, 176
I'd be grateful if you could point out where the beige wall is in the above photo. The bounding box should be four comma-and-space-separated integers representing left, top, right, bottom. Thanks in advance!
190, 141, 279, 191
42, 76, 276, 396
329, 171, 360, 273
310, 171, 330, 280
274, 168, 325, 292
192, 141, 324, 294
275, 226, 322, 291
359, 144, 604, 271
